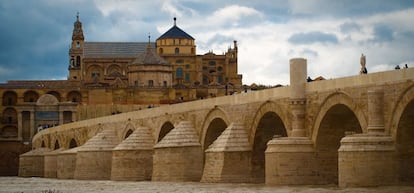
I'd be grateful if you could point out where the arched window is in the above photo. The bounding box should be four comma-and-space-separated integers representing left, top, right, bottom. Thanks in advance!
159, 48, 163, 54
23, 91, 39, 102
67, 91, 81, 103
2, 91, 17, 106
76, 56, 81, 67
69, 138, 77, 148
209, 61, 216, 66
175, 47, 179, 55
176, 68, 183, 79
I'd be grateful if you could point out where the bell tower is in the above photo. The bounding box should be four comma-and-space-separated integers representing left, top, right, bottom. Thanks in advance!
68, 12, 84, 81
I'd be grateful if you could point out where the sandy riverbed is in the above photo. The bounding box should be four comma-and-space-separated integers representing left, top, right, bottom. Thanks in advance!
0, 177, 413, 193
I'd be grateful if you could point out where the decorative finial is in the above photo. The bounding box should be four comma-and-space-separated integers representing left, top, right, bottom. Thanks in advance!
174, 17, 176, 26
148, 33, 151, 43
76, 11, 79, 21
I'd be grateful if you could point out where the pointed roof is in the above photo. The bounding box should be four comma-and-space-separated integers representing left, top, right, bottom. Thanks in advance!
205, 123, 251, 152
72, 12, 84, 40
131, 43, 169, 65
114, 126, 154, 150
77, 126, 120, 151
154, 121, 200, 148
157, 18, 194, 40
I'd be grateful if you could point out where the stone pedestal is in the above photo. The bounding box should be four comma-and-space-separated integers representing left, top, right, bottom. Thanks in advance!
338, 134, 397, 187
152, 121, 203, 181
18, 148, 51, 177
201, 123, 251, 183
44, 148, 65, 178
57, 147, 80, 179
265, 137, 319, 185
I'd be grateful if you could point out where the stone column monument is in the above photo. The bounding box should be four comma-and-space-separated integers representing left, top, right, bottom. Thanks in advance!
338, 88, 397, 187
265, 58, 318, 185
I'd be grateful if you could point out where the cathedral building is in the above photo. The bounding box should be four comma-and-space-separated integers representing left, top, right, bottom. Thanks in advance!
0, 15, 242, 175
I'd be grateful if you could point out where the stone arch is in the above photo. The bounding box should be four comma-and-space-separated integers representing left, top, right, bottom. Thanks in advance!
87, 65, 103, 80
36, 94, 59, 105
46, 91, 61, 102
2, 91, 17, 106
107, 64, 122, 76
200, 107, 230, 150
67, 91, 82, 103
249, 101, 288, 183
3, 107, 17, 124
157, 121, 174, 142
390, 84, 414, 184
54, 140, 60, 150
121, 122, 135, 140
41, 141, 46, 148
313, 96, 363, 184
23, 90, 39, 102
249, 101, 289, 143
69, 138, 78, 148
312, 92, 367, 143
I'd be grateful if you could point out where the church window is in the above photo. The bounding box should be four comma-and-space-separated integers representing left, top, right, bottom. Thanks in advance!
76, 56, 81, 67
185, 73, 190, 82
159, 48, 163, 54
175, 47, 179, 55
76, 41, 80, 48
148, 80, 154, 87
209, 61, 216, 66
176, 68, 183, 79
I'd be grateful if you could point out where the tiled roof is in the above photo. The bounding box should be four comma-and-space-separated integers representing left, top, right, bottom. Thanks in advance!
83, 42, 155, 58
157, 25, 194, 40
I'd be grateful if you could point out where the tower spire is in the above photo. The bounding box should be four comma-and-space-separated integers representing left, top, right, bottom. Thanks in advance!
174, 17, 176, 26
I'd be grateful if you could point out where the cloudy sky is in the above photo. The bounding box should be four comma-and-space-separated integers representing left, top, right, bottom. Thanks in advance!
1, 0, 414, 85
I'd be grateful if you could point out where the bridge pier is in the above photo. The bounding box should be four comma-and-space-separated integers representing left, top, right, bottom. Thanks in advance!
152, 121, 203, 181
18, 148, 51, 177
265, 58, 320, 185
74, 127, 120, 180
111, 126, 153, 181
201, 123, 251, 183
338, 89, 397, 187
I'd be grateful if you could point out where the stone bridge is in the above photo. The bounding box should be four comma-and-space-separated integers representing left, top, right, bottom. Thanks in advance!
20, 58, 414, 187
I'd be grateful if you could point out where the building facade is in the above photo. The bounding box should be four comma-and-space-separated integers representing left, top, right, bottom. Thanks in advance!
0, 15, 242, 175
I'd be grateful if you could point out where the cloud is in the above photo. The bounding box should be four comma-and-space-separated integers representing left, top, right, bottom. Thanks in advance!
288, 31, 338, 45
371, 24, 394, 42
340, 22, 361, 33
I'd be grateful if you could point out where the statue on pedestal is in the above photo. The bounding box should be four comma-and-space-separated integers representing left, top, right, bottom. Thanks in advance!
360, 53, 367, 74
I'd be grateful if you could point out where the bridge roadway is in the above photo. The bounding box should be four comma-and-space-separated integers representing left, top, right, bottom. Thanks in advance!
22, 58, 414, 187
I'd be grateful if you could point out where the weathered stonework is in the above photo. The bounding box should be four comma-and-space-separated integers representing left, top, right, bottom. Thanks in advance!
18, 148, 51, 177
56, 146, 80, 179
43, 148, 65, 178
202, 123, 251, 183
111, 126, 154, 181
152, 121, 203, 181
21, 65, 414, 187
74, 126, 120, 180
